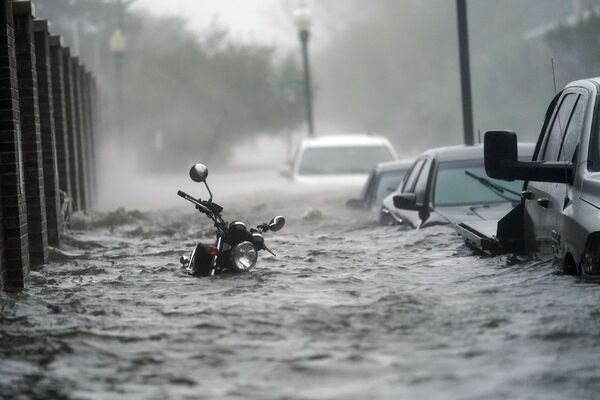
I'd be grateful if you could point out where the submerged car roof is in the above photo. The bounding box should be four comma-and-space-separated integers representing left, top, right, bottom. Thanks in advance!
376, 159, 414, 173
301, 134, 393, 148
421, 143, 535, 163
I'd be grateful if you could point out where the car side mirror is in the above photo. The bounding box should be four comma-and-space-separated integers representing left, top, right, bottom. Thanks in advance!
485, 130, 574, 184
346, 198, 364, 209
279, 165, 293, 179
393, 193, 421, 211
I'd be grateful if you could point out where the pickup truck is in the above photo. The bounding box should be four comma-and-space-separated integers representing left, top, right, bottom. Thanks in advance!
456, 78, 600, 278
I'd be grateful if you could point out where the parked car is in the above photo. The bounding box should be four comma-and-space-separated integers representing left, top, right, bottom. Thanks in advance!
280, 134, 397, 187
346, 159, 413, 212
456, 78, 600, 278
380, 143, 535, 227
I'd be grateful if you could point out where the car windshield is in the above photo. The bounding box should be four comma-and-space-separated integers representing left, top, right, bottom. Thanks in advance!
434, 160, 523, 206
374, 169, 408, 206
298, 146, 395, 175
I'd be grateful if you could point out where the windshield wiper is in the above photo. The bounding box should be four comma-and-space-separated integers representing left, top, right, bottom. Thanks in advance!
464, 170, 521, 202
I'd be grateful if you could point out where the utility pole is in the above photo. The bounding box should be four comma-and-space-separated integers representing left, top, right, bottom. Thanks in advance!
456, 0, 474, 146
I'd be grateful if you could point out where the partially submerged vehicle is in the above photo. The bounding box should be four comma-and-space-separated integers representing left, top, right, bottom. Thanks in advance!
380, 144, 535, 227
280, 134, 397, 187
346, 159, 413, 213
456, 78, 600, 277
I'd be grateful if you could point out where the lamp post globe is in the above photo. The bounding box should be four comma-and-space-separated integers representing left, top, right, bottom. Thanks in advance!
109, 29, 127, 54
293, 0, 313, 32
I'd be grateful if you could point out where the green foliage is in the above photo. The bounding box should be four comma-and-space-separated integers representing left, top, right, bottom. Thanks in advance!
34, 0, 304, 170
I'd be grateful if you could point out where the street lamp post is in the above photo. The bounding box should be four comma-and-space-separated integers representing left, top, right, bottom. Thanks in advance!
109, 28, 126, 138
456, 0, 474, 146
294, 0, 315, 136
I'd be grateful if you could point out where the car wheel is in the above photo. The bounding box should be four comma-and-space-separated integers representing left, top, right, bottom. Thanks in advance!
562, 254, 577, 276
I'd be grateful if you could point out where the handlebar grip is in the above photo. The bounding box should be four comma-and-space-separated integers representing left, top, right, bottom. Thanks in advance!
177, 190, 187, 198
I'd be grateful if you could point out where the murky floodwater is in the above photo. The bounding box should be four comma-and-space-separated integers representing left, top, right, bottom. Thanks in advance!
2, 172, 600, 400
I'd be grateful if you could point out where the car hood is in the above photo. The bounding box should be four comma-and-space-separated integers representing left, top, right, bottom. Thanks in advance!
436, 203, 516, 224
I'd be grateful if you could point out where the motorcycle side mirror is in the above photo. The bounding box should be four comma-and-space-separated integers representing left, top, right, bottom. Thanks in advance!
190, 164, 209, 183
268, 216, 286, 232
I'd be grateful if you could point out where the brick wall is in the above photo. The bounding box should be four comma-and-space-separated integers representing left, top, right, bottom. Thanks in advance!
49, 35, 70, 203
0, 0, 30, 288
61, 47, 80, 212
13, 1, 48, 267
33, 19, 61, 247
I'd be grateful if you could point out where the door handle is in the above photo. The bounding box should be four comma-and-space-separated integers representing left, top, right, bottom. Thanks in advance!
521, 191, 534, 200
537, 198, 550, 208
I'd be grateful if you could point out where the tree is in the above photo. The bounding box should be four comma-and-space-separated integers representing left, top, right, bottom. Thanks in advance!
34, 0, 304, 170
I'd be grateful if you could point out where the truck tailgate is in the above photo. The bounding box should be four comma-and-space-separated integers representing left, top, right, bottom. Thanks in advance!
455, 220, 503, 254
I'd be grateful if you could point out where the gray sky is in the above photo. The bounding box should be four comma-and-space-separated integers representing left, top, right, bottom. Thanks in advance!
133, 0, 299, 48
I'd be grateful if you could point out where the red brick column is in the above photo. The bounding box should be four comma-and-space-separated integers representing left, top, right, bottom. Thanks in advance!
49, 35, 71, 212
33, 19, 61, 247
81, 69, 93, 209
71, 58, 87, 212
13, 1, 48, 267
88, 74, 99, 205
61, 47, 81, 212
0, 0, 29, 287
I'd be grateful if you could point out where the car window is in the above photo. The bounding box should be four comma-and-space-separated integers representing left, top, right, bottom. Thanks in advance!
434, 160, 523, 206
374, 169, 407, 206
414, 159, 432, 205
298, 146, 395, 175
541, 93, 578, 161
360, 170, 376, 201
558, 94, 587, 162
402, 159, 425, 193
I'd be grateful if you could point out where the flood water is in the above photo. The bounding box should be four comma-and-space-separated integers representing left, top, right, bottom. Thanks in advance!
2, 170, 600, 400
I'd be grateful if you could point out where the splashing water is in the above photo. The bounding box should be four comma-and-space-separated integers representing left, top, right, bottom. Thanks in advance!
2, 172, 600, 400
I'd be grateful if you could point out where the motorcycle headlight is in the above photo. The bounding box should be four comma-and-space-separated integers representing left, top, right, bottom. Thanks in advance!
582, 233, 600, 275
231, 241, 258, 272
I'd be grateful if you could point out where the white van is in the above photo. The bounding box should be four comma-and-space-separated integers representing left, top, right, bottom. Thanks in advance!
282, 134, 397, 187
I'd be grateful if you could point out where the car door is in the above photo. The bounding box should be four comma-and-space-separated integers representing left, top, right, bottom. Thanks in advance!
398, 157, 433, 228
412, 158, 433, 228
523, 88, 587, 253
394, 158, 425, 228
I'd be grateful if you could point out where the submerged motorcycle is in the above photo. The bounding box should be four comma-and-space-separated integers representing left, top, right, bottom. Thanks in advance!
178, 163, 285, 276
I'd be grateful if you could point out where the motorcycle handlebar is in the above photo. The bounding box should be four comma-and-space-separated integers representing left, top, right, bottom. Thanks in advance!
177, 190, 209, 212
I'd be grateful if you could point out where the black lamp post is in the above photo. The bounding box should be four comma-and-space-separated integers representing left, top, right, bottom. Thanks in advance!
109, 0, 126, 138
294, 0, 315, 136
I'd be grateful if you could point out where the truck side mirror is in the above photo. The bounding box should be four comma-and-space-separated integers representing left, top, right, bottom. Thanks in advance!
393, 193, 421, 211
484, 130, 574, 184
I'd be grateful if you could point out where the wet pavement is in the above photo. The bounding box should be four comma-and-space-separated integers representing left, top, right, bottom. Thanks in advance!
1, 173, 600, 400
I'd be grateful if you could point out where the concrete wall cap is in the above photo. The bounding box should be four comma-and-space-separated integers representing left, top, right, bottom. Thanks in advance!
13, 1, 35, 18
48, 35, 62, 47
33, 19, 49, 32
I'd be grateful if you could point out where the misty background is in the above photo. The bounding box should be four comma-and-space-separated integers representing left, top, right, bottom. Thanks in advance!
33, 0, 600, 179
